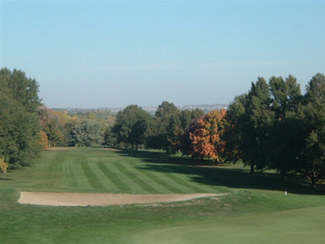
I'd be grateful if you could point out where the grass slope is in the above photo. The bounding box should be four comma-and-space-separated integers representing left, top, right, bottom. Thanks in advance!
1, 148, 325, 243
128, 205, 325, 244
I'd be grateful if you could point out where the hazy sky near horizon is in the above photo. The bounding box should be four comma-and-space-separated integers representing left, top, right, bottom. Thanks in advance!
1, 0, 324, 108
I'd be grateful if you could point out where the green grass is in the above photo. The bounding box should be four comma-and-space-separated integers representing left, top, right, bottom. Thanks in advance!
127, 205, 325, 244
1, 148, 325, 243
0, 148, 229, 194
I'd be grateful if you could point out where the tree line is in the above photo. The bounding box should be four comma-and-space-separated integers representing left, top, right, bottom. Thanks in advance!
0, 65, 227, 170
0, 68, 115, 170
106, 102, 227, 161
225, 73, 325, 187
1, 67, 325, 187
37, 100, 226, 163
108, 73, 325, 187
38, 106, 115, 147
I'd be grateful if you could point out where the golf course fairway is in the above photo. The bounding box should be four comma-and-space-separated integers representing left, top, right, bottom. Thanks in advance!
1, 148, 325, 243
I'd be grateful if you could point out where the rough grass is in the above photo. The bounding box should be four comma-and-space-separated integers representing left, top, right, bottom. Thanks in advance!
1, 148, 325, 243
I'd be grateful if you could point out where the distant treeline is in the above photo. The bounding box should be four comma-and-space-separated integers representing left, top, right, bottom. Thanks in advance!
1, 67, 325, 186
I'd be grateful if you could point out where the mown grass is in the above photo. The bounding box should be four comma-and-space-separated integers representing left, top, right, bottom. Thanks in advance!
0, 147, 325, 243
0, 148, 229, 194
127, 204, 325, 244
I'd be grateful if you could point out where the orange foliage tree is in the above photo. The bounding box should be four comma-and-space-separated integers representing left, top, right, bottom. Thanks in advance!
189, 110, 227, 162
38, 106, 71, 146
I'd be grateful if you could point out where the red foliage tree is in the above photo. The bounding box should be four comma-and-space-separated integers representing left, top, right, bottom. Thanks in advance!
189, 110, 227, 162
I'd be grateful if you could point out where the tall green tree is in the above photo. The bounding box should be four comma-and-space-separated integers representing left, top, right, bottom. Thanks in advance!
268, 75, 304, 180
112, 105, 152, 150
0, 68, 41, 167
167, 108, 205, 155
69, 119, 104, 147
225, 73, 325, 186
300, 73, 325, 186
223, 94, 248, 162
242, 78, 274, 173
225, 78, 274, 173
269, 75, 302, 119
146, 101, 178, 153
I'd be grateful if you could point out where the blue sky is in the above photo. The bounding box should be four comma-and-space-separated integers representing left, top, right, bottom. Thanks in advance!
1, 0, 324, 108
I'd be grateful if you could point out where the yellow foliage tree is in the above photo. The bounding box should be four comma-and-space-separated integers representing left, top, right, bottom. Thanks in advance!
0, 157, 8, 174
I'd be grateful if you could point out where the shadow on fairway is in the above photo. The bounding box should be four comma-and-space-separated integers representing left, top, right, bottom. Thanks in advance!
116, 149, 325, 195
0, 177, 13, 181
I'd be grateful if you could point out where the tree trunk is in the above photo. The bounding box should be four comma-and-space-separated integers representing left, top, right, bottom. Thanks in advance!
280, 169, 287, 181
310, 171, 316, 188
250, 164, 255, 174
311, 176, 315, 188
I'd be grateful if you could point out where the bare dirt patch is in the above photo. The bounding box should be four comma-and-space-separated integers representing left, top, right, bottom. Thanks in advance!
46, 147, 75, 151
100, 148, 122, 152
18, 192, 226, 207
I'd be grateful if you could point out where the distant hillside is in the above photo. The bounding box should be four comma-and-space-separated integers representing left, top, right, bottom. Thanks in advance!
53, 103, 228, 115
181, 104, 228, 112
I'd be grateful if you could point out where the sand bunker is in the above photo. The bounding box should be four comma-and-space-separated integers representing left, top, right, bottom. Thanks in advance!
18, 192, 225, 207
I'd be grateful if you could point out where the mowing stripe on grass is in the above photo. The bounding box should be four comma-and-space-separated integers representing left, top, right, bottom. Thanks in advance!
102, 161, 145, 193
39, 151, 65, 186
114, 162, 160, 193
80, 162, 105, 190
67, 162, 78, 189
149, 165, 207, 193
189, 166, 221, 185
90, 162, 120, 192
121, 160, 183, 194
173, 165, 225, 193
71, 162, 93, 190
169, 166, 213, 192
135, 165, 187, 193
58, 155, 77, 189
97, 162, 131, 192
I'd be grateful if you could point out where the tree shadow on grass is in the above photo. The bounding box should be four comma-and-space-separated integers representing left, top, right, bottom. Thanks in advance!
0, 178, 13, 181
116, 150, 325, 195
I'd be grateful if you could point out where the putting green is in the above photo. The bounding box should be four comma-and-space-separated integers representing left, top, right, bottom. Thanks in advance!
126, 205, 325, 244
